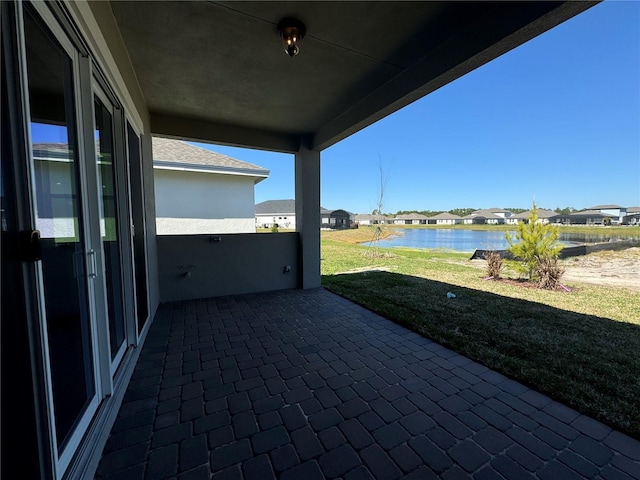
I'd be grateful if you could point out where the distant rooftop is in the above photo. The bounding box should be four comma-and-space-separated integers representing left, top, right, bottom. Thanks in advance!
255, 199, 297, 215
395, 213, 429, 220
257, 199, 339, 216
466, 210, 502, 219
429, 212, 462, 220
589, 204, 624, 210
512, 209, 557, 219
568, 210, 615, 217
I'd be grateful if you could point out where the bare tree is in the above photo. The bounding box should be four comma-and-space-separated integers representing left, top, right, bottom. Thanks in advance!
366, 160, 391, 258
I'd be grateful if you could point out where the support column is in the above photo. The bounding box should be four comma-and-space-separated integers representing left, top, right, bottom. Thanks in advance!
295, 146, 321, 289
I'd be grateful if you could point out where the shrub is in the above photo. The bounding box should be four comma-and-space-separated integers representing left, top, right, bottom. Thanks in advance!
506, 204, 563, 282
535, 256, 565, 290
483, 251, 503, 279
271, 224, 279, 233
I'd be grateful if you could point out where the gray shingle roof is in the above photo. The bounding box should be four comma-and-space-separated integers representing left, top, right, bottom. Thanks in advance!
467, 210, 502, 219
395, 213, 429, 220
484, 208, 511, 213
569, 210, 615, 217
32, 143, 72, 155
152, 137, 269, 177
256, 199, 338, 215
512, 209, 556, 219
589, 204, 624, 210
256, 199, 296, 215
355, 214, 390, 222
429, 212, 462, 220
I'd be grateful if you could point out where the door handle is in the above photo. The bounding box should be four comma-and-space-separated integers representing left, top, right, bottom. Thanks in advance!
88, 249, 98, 278
19, 229, 42, 262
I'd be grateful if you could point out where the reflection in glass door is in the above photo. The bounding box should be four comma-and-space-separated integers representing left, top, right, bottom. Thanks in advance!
24, 6, 98, 458
94, 95, 126, 366
127, 123, 149, 333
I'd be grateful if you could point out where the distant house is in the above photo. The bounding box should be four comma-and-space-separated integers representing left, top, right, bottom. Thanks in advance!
552, 210, 616, 226
588, 205, 627, 224
462, 209, 509, 225
427, 212, 462, 225
353, 213, 393, 225
393, 213, 429, 225
623, 207, 640, 225
354, 214, 389, 225
321, 209, 354, 229
153, 138, 269, 234
255, 199, 296, 229
507, 208, 556, 225
484, 208, 513, 220
256, 200, 352, 229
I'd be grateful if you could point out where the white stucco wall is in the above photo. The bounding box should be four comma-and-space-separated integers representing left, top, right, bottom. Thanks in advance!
154, 169, 258, 234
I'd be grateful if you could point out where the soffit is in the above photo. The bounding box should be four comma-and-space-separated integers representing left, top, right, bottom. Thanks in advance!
108, 1, 596, 152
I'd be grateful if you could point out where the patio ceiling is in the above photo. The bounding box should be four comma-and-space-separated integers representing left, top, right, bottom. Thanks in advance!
108, 1, 596, 153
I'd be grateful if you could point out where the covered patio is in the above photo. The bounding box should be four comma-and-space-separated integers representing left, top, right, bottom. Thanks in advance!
95, 289, 639, 479
6, 1, 635, 479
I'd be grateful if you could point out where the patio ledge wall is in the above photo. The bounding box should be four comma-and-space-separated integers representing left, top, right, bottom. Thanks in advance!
158, 233, 299, 301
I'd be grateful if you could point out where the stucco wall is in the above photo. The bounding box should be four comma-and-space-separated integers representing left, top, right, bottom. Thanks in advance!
155, 169, 257, 234
158, 233, 299, 301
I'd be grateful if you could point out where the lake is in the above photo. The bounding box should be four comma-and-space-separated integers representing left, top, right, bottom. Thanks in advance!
377, 229, 636, 252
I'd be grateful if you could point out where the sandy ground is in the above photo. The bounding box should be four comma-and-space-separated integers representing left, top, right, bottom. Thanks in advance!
468, 247, 640, 291
560, 247, 640, 291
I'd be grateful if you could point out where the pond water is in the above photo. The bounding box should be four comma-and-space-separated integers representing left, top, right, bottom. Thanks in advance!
376, 229, 637, 252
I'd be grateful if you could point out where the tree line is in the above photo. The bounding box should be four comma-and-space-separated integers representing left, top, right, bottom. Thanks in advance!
374, 207, 580, 217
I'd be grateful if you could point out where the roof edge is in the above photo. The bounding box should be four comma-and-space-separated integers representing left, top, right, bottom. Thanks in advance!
154, 160, 269, 178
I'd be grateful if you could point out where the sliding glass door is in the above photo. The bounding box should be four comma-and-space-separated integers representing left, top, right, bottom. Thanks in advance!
24, 6, 99, 463
127, 123, 150, 333
18, 4, 140, 476
93, 92, 127, 369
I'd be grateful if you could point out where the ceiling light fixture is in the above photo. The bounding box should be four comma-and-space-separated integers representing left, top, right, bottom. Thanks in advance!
277, 17, 306, 58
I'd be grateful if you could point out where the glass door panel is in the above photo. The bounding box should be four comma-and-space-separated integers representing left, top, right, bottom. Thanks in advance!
94, 96, 126, 363
126, 124, 149, 333
24, 7, 97, 452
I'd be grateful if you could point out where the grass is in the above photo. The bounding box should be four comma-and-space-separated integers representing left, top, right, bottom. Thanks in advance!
322, 225, 394, 244
320, 230, 640, 437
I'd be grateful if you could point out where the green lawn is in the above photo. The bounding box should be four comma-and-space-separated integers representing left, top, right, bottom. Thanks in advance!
321, 235, 640, 438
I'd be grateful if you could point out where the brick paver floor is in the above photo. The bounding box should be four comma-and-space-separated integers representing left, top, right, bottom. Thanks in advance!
96, 289, 640, 479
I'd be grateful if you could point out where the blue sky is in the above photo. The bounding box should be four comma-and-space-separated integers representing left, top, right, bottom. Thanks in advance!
194, 1, 639, 214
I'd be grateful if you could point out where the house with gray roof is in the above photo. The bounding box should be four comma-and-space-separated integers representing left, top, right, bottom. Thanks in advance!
506, 208, 556, 225
623, 207, 640, 225
427, 212, 462, 225
153, 137, 269, 234
321, 208, 354, 229
463, 209, 510, 225
552, 209, 616, 226
393, 213, 429, 225
354, 214, 390, 225
587, 205, 627, 224
484, 208, 513, 219
255, 199, 296, 229
256, 200, 353, 229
